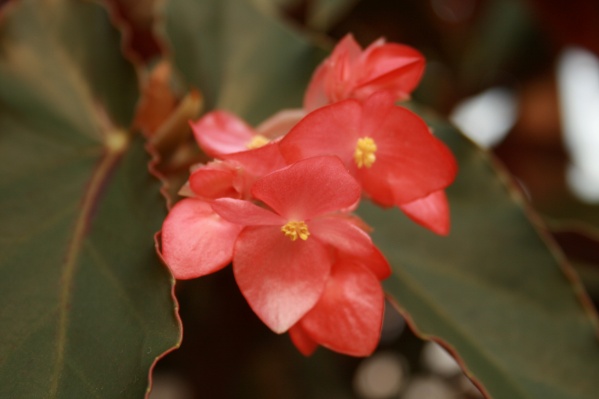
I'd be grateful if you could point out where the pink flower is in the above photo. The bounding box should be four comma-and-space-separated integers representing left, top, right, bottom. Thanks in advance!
279, 92, 457, 234
211, 156, 387, 333
304, 34, 425, 111
190, 109, 305, 157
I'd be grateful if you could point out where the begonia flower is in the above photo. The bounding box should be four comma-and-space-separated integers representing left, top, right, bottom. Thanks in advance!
190, 109, 304, 157
304, 33, 425, 111
210, 156, 385, 333
289, 259, 384, 357
279, 92, 457, 224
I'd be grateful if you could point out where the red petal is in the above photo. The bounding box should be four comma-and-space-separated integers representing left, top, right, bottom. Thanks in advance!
355, 43, 425, 100
190, 111, 255, 157
160, 199, 242, 279
311, 216, 391, 280
223, 142, 287, 178
300, 261, 384, 356
365, 245, 392, 281
289, 324, 318, 356
304, 34, 362, 110
189, 162, 240, 199
211, 198, 285, 226
251, 156, 361, 220
364, 101, 458, 204
400, 190, 450, 235
233, 226, 332, 333
310, 216, 373, 257
279, 100, 362, 165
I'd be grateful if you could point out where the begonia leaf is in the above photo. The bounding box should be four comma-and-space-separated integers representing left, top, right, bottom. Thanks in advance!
0, 1, 180, 397
360, 107, 599, 399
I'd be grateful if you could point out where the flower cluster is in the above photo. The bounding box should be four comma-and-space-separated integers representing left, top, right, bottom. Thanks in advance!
160, 34, 457, 357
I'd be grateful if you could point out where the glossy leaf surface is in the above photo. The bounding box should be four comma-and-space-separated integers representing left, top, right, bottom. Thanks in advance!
0, 1, 180, 397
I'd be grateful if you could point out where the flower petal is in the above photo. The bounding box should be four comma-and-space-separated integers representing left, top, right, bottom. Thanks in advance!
160, 199, 243, 279
280, 100, 361, 166
289, 324, 318, 356
211, 198, 285, 226
300, 261, 384, 356
189, 162, 240, 199
355, 43, 425, 101
233, 226, 332, 333
310, 215, 390, 280
190, 110, 255, 157
223, 142, 287, 178
310, 216, 373, 257
400, 190, 450, 235
255, 108, 306, 139
304, 34, 362, 110
364, 102, 458, 204
251, 156, 361, 220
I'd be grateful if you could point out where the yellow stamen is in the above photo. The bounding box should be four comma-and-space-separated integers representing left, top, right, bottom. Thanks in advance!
354, 137, 377, 168
281, 221, 310, 241
246, 134, 270, 149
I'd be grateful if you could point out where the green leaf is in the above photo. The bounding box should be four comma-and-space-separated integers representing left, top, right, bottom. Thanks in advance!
161, 0, 327, 124
359, 107, 599, 399
0, 1, 180, 397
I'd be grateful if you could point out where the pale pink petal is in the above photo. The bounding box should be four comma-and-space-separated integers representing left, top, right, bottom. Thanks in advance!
190, 110, 255, 157
211, 198, 285, 226
251, 156, 361, 220
255, 108, 306, 140
233, 226, 332, 333
300, 261, 384, 357
289, 324, 318, 356
400, 190, 450, 235
160, 199, 242, 279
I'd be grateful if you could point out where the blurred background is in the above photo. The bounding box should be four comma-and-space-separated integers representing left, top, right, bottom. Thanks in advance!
95, 0, 599, 397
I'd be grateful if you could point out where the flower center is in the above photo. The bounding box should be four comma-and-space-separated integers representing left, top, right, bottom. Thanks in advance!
354, 137, 377, 168
246, 134, 270, 149
281, 221, 310, 241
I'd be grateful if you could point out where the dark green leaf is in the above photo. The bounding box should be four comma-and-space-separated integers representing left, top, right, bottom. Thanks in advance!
0, 1, 180, 397
162, 0, 327, 124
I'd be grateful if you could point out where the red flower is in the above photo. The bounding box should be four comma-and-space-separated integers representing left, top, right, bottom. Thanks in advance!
211, 156, 387, 333
279, 92, 457, 233
304, 34, 425, 111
